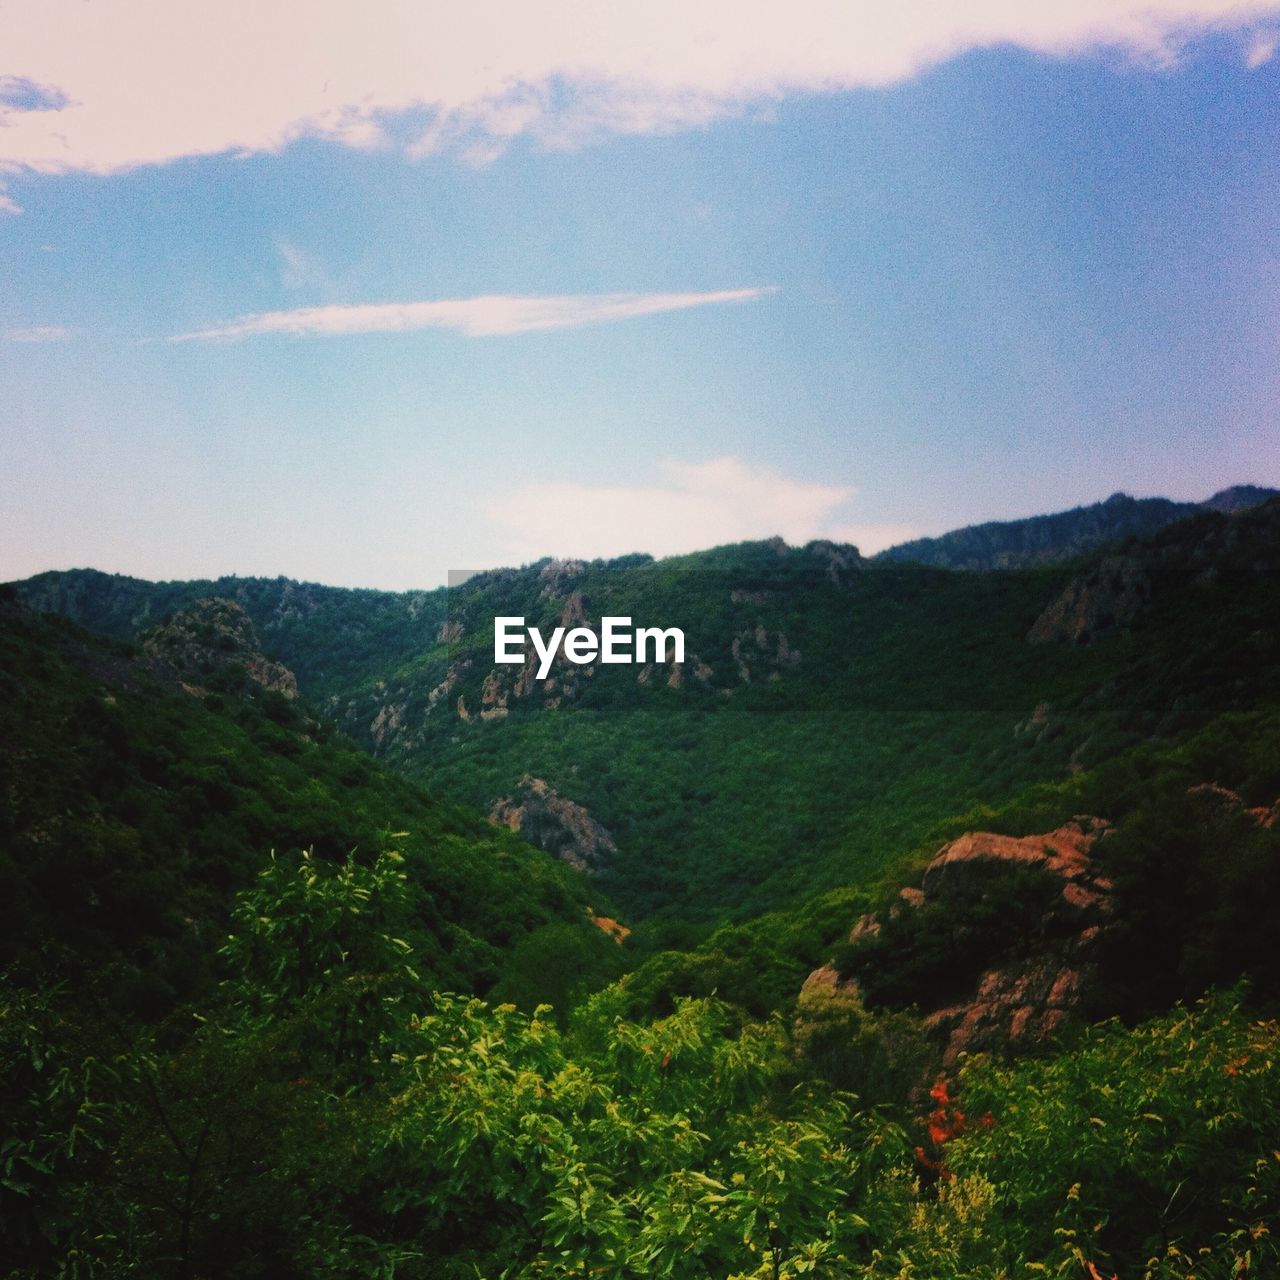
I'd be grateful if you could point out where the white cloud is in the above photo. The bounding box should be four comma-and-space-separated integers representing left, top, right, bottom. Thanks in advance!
276, 239, 324, 290
1247, 30, 1279, 65
5, 324, 72, 342
169, 287, 774, 341
1, 0, 1278, 206
479, 456, 918, 562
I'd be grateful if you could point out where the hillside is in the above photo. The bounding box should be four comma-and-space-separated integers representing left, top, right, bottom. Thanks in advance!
14, 498, 1280, 935
6, 503, 1280, 1279
0, 593, 623, 1018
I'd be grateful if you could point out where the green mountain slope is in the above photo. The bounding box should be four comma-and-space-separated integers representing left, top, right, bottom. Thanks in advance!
13, 569, 448, 702
14, 500, 1280, 934
6, 504, 1280, 1280
0, 595, 622, 1018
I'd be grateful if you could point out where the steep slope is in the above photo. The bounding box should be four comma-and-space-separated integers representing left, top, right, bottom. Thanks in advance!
13, 500, 1280, 930
0, 594, 621, 1017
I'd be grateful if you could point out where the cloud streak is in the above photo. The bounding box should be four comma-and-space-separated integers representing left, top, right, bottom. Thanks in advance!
1, 1, 1278, 207
170, 287, 774, 341
480, 456, 919, 562
5, 324, 72, 342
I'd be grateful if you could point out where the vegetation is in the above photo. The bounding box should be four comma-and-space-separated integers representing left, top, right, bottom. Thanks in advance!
0, 599, 625, 1020
4, 500, 1280, 1275
18, 502, 1280, 929
4, 846, 1276, 1278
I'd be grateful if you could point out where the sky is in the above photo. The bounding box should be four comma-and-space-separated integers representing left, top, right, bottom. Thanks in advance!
3, 2, 1280, 589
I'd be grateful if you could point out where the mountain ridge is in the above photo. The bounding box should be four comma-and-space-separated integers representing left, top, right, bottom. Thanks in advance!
873, 484, 1278, 570
11, 494, 1280, 928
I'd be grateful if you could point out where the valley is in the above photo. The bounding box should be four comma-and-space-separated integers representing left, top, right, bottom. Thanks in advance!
4, 490, 1280, 1278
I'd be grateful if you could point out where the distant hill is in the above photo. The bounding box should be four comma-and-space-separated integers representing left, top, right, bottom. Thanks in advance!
874, 485, 1278, 570
12, 568, 447, 702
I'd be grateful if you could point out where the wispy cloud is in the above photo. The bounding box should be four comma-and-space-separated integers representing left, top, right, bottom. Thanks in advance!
480, 456, 919, 562
5, 324, 72, 342
276, 239, 327, 291
170, 287, 774, 341
1, 0, 1278, 204
1246, 29, 1279, 66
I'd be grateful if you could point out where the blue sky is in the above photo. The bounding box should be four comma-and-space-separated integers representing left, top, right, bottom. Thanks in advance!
3, 3, 1280, 588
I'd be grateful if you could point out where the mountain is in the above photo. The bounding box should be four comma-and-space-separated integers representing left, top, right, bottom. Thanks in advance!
7, 500, 1280, 1280
13, 568, 447, 702
0, 592, 623, 1018
14, 497, 1280, 934
874, 485, 1278, 570
1200, 483, 1279, 513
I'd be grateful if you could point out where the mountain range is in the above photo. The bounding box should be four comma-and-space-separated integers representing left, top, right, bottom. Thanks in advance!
873, 484, 1277, 570
5, 485, 1280, 1277
11, 485, 1280, 931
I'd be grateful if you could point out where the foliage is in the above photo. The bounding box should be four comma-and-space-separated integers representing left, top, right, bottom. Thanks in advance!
8, 853, 1279, 1280
947, 993, 1280, 1278
5, 505, 1280, 1276
0, 602, 624, 1020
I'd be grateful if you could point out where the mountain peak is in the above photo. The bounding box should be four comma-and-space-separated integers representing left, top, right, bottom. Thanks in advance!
1200, 485, 1279, 514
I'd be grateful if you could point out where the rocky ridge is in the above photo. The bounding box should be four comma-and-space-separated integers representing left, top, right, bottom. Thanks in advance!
489, 775, 618, 874
141, 597, 299, 698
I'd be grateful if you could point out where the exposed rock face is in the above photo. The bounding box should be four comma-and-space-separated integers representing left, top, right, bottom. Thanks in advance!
141, 598, 299, 698
921, 950, 1096, 1065
802, 540, 865, 586
921, 817, 1111, 905
538, 558, 586, 598
1013, 701, 1052, 740
369, 700, 409, 749
807, 817, 1113, 1065
1188, 781, 1280, 830
489, 775, 618, 874
590, 914, 631, 944
730, 626, 801, 684
1027, 555, 1151, 644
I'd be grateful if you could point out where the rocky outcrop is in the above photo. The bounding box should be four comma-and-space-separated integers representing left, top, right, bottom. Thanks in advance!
920, 817, 1111, 907
369, 699, 409, 749
730, 625, 801, 684
590, 914, 631, 944
803, 540, 865, 586
920, 952, 1094, 1066
806, 817, 1113, 1065
489, 776, 618, 873
539, 559, 586, 599
1188, 781, 1280, 830
1027, 555, 1151, 644
142, 598, 298, 698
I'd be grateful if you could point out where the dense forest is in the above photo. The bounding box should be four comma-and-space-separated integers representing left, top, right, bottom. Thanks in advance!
4, 497, 1280, 1277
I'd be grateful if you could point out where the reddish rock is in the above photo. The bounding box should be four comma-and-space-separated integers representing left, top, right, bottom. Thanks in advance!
805, 817, 1114, 1065
489, 775, 617, 874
